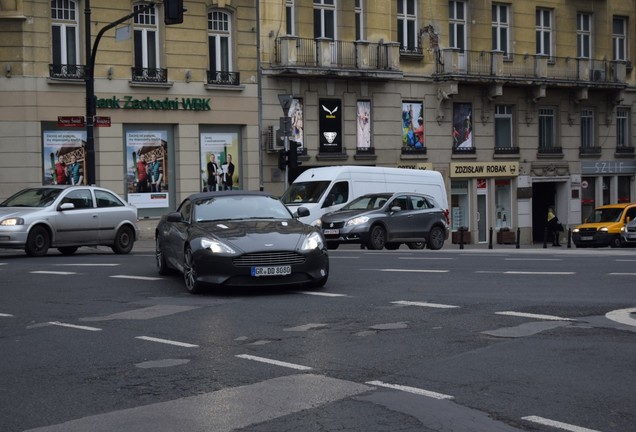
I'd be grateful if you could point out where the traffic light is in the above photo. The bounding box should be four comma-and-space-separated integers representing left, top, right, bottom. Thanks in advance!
278, 149, 287, 171
164, 0, 185, 25
288, 141, 301, 169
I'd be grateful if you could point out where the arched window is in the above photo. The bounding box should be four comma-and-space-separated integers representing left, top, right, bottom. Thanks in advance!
208, 9, 233, 83
51, 0, 80, 78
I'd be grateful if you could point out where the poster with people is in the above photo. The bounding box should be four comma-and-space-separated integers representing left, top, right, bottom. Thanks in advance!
452, 103, 473, 150
200, 133, 239, 192
402, 102, 424, 150
288, 98, 304, 149
42, 130, 86, 185
126, 130, 169, 209
357, 101, 371, 149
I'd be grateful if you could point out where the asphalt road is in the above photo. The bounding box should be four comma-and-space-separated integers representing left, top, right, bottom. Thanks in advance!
0, 245, 634, 432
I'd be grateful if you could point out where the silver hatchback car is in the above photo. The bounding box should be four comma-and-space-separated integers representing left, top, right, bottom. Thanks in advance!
0, 185, 139, 256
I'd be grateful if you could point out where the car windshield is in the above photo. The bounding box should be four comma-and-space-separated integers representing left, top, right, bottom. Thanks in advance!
0, 188, 62, 208
588, 208, 623, 223
194, 195, 293, 222
341, 194, 392, 211
280, 181, 331, 205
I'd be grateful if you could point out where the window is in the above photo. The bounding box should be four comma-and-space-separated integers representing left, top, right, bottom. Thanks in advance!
494, 105, 513, 149
314, 0, 336, 39
355, 0, 364, 41
208, 10, 233, 78
51, 0, 80, 77
581, 108, 595, 149
95, 190, 124, 208
616, 108, 630, 149
449, 1, 466, 52
536, 8, 553, 58
286, 0, 295, 35
538, 107, 557, 151
577, 13, 592, 59
133, 4, 160, 79
612, 17, 627, 61
397, 0, 417, 52
492, 4, 510, 57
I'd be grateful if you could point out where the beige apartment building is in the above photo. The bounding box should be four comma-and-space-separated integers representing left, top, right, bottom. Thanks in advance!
1, 0, 635, 243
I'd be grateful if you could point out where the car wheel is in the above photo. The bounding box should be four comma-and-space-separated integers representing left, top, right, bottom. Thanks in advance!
427, 226, 445, 250
112, 226, 134, 254
57, 246, 78, 256
385, 243, 400, 250
368, 225, 386, 250
183, 246, 203, 294
407, 242, 425, 250
156, 237, 170, 275
25, 225, 50, 257
326, 242, 340, 250
610, 235, 622, 248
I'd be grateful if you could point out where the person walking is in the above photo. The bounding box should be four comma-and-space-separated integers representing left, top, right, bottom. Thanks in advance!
547, 206, 562, 246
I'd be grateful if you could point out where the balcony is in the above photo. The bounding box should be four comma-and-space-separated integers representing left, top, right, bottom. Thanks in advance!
579, 146, 602, 156
494, 146, 520, 155
538, 146, 563, 156
49, 64, 85, 80
435, 49, 628, 89
206, 71, 240, 86
269, 36, 403, 80
131, 67, 168, 83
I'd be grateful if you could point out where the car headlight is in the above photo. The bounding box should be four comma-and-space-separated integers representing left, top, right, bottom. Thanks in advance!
346, 216, 369, 227
201, 238, 236, 254
621, 226, 626, 233
0, 218, 24, 226
315, 219, 322, 228
572, 228, 580, 233
599, 227, 608, 232
301, 231, 324, 250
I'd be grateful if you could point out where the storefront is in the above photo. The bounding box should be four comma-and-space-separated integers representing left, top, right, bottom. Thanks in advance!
580, 161, 636, 219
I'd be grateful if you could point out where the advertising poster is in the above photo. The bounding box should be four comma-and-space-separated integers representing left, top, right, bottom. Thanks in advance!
319, 98, 342, 153
42, 130, 87, 185
357, 101, 371, 149
288, 98, 304, 148
200, 133, 239, 192
453, 103, 473, 149
126, 130, 169, 209
402, 102, 424, 150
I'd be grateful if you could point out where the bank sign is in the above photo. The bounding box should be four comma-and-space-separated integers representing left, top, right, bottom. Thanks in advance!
96, 95, 211, 111
451, 162, 519, 178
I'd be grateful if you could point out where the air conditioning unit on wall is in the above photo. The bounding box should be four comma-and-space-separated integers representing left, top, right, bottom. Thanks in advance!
591, 69, 606, 82
266, 125, 284, 152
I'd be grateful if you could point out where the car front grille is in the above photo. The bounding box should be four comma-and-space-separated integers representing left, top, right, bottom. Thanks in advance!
323, 221, 345, 229
578, 227, 598, 234
233, 251, 306, 267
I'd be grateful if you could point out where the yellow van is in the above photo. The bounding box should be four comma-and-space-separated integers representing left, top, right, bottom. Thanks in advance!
572, 203, 636, 248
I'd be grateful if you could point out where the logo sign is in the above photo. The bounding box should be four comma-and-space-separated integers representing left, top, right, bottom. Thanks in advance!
95, 116, 111, 127
319, 99, 342, 153
57, 116, 85, 128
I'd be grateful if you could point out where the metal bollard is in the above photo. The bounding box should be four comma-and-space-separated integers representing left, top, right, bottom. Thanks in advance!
459, 227, 465, 250
567, 228, 572, 248
543, 227, 548, 248
488, 227, 493, 249
516, 227, 520, 249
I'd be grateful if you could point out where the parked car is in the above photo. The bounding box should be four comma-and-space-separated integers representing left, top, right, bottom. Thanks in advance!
318, 192, 449, 250
620, 217, 636, 247
155, 190, 329, 294
0, 185, 139, 256
572, 202, 636, 248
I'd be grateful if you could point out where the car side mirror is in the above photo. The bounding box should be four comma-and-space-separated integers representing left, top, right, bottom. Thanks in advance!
296, 206, 310, 218
166, 212, 184, 222
59, 202, 74, 211
391, 206, 401, 212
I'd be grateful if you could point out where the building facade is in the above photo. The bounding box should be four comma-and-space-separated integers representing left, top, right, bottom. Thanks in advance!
1, 0, 635, 243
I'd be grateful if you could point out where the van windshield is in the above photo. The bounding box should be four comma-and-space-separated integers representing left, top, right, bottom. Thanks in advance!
281, 181, 331, 205
587, 208, 623, 223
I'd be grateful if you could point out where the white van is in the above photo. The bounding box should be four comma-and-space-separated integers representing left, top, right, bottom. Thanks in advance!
280, 166, 449, 225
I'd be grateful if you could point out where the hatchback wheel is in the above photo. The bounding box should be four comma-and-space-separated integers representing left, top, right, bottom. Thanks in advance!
368, 225, 386, 250
183, 246, 203, 294
427, 226, 445, 250
112, 226, 134, 254
25, 226, 50, 257
610, 235, 622, 248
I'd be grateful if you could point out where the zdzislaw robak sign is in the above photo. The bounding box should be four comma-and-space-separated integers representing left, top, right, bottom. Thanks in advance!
450, 161, 519, 178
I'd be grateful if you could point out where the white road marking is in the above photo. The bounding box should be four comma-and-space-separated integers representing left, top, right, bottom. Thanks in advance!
135, 336, 198, 348
298, 291, 348, 297
0, 313, 14, 317
111, 275, 163, 281
605, 307, 636, 327
31, 271, 77, 275
504, 271, 574, 275
371, 268, 449, 273
496, 311, 574, 321
522, 415, 602, 432
608, 272, 636, 276
0, 263, 7, 265
48, 321, 102, 331
398, 257, 454, 260
392, 300, 460, 309
505, 258, 562, 261
615, 259, 636, 262
54, 263, 119, 266
365, 380, 454, 400
236, 354, 313, 371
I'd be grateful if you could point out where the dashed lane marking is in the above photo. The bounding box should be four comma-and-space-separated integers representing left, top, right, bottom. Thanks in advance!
0, 313, 14, 317
505, 258, 562, 261
236, 354, 313, 371
48, 321, 102, 332
54, 263, 119, 266
392, 300, 460, 309
365, 380, 454, 400
135, 336, 198, 348
367, 268, 449, 273
496, 311, 574, 321
110, 275, 163, 281
297, 291, 348, 297
608, 272, 636, 276
31, 271, 77, 275
522, 415, 602, 432
504, 271, 574, 275
398, 257, 454, 260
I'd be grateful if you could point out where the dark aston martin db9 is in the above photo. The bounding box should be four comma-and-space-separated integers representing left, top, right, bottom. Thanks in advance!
155, 191, 329, 294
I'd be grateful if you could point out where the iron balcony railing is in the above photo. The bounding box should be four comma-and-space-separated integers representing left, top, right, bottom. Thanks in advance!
436, 49, 628, 85
49, 64, 85, 80
131, 67, 168, 83
206, 71, 240, 86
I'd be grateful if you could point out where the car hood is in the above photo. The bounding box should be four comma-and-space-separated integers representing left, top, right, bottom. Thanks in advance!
192, 219, 318, 252
321, 209, 370, 223
0, 207, 42, 219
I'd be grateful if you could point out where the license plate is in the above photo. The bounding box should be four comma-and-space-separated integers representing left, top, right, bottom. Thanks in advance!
251, 265, 291, 277
323, 229, 339, 235
627, 234, 636, 239
581, 236, 594, 241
